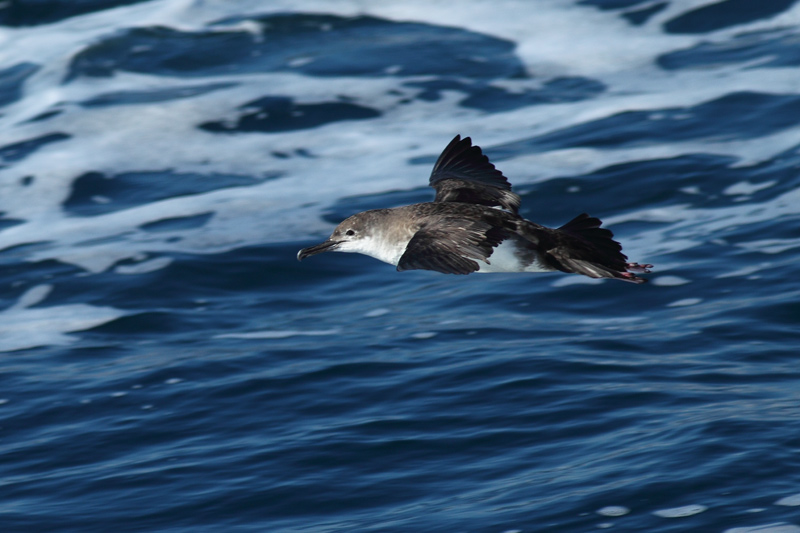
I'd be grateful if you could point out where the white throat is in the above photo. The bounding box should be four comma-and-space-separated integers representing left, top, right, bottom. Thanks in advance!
336, 235, 408, 266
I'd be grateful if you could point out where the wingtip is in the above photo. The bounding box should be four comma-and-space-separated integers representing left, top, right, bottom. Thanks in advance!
447, 134, 465, 149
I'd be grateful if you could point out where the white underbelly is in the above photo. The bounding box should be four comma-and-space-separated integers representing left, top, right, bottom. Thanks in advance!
476, 239, 552, 273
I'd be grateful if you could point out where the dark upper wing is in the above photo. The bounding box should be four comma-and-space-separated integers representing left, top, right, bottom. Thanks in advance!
396, 218, 509, 275
429, 135, 521, 214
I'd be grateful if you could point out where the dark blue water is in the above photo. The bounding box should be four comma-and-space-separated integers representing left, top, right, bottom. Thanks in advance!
1, 1, 800, 532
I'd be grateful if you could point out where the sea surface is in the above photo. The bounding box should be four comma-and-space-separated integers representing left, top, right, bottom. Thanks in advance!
1, 1, 800, 531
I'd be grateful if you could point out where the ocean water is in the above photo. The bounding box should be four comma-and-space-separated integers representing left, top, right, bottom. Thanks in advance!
1, 0, 800, 531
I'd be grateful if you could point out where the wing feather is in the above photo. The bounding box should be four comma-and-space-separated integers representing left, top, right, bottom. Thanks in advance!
397, 218, 508, 275
429, 135, 521, 214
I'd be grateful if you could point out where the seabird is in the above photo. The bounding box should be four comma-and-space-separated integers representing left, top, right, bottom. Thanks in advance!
297, 135, 651, 283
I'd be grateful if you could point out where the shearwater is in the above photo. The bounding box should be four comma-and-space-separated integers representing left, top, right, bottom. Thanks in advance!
298, 135, 652, 283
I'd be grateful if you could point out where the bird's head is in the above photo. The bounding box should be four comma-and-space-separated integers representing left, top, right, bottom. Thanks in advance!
297, 212, 374, 261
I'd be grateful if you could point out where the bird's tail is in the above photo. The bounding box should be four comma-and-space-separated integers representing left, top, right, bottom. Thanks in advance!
549, 213, 651, 284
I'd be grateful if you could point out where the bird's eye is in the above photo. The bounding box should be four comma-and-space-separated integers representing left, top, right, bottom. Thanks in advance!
345, 229, 355, 236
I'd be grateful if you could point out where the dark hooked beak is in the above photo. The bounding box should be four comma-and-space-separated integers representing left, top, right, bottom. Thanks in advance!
297, 240, 340, 261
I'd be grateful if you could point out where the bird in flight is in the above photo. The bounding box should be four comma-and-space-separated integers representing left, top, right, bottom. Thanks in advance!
298, 135, 651, 283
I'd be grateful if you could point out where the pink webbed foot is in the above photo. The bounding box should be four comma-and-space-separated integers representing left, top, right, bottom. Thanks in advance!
626, 262, 653, 273
619, 271, 647, 284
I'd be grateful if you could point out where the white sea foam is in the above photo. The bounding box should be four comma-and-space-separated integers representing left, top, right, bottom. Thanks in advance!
364, 308, 391, 318
667, 298, 702, 308
115, 256, 174, 275
724, 180, 777, 196
550, 276, 603, 287
0, 285, 128, 352
776, 493, 800, 506
597, 505, 630, 517
653, 504, 707, 518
